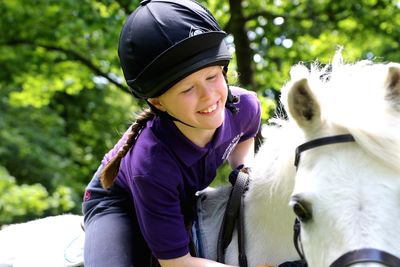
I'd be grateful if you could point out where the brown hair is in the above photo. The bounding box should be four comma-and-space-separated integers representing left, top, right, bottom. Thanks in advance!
100, 108, 155, 189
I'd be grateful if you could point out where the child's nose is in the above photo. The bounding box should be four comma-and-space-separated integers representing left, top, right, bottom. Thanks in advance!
199, 84, 213, 99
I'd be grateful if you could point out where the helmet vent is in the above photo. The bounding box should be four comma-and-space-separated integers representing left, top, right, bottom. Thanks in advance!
189, 26, 207, 37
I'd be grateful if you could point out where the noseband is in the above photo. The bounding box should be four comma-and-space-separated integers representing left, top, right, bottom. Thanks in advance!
293, 134, 400, 267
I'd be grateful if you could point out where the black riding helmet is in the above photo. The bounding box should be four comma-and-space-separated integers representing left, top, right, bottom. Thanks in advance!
118, 0, 238, 106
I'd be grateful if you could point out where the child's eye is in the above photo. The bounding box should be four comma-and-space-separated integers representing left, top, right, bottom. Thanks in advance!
181, 86, 194, 94
206, 74, 217, 80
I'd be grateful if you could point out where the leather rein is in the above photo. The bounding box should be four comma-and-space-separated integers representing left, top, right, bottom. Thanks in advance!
217, 167, 250, 267
293, 134, 400, 267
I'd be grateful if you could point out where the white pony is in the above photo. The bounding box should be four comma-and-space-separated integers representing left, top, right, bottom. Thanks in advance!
0, 214, 83, 267
200, 51, 400, 267
1, 51, 399, 267
276, 52, 400, 267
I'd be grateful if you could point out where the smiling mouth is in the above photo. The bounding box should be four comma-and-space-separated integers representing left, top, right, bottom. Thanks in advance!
198, 103, 218, 114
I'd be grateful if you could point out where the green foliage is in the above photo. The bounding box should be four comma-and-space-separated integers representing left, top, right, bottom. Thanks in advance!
2, 0, 400, 224
0, 166, 75, 226
212, 162, 232, 187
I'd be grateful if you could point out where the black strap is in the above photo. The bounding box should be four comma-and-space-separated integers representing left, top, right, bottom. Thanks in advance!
330, 248, 400, 267
292, 134, 355, 266
294, 134, 355, 168
292, 218, 307, 267
279, 260, 308, 267
238, 189, 248, 267
217, 170, 249, 265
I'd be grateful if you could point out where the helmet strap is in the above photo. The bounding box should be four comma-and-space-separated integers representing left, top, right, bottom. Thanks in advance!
146, 85, 239, 129
146, 101, 196, 128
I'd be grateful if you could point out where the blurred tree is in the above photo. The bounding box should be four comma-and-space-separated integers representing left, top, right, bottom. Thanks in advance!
1, 0, 399, 222
0, 0, 140, 215
0, 166, 75, 226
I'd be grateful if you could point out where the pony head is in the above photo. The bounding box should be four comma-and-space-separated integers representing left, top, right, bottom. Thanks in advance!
281, 51, 400, 267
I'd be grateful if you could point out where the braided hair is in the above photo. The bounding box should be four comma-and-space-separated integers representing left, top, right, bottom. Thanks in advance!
100, 109, 155, 189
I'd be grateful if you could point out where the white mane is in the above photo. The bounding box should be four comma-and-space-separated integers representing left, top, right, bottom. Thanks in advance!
251, 119, 300, 200
316, 54, 399, 172
253, 51, 400, 197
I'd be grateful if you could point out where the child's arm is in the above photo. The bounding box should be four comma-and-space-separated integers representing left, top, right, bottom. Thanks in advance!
159, 253, 237, 267
227, 138, 255, 169
159, 253, 275, 267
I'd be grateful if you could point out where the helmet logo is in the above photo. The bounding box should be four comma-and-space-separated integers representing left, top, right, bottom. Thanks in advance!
189, 26, 208, 37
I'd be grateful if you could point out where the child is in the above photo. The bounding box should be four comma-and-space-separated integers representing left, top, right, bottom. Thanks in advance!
82, 0, 261, 266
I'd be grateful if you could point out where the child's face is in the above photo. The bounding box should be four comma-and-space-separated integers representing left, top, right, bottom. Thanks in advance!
149, 65, 228, 130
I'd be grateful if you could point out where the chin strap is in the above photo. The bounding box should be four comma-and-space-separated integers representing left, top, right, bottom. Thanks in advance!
147, 86, 240, 127
147, 101, 196, 128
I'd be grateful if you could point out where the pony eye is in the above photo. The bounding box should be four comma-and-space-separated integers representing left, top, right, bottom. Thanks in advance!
290, 200, 312, 222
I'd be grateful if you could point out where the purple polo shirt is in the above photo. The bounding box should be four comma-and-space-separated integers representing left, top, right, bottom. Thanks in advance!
103, 87, 261, 259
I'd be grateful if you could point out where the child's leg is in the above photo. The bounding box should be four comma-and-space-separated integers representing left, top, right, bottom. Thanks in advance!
82, 166, 153, 266
84, 204, 154, 267
84, 207, 134, 266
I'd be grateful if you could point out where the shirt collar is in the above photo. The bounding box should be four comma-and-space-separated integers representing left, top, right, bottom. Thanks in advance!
151, 110, 234, 166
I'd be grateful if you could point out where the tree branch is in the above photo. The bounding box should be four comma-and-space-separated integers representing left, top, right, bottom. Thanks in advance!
4, 39, 131, 95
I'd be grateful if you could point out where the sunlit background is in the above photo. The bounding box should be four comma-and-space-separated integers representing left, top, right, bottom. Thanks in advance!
1, 0, 400, 226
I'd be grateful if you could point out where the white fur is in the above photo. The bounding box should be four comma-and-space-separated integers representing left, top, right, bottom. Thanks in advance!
220, 118, 302, 266
0, 214, 83, 267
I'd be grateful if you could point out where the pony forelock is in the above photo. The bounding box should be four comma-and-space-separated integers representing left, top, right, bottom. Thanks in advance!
317, 52, 400, 172
255, 51, 400, 196
309, 50, 398, 171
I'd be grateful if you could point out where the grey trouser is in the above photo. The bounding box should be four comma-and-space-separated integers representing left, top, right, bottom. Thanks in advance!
82, 166, 157, 267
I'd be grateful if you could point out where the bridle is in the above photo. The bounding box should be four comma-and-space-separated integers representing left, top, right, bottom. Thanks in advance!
293, 134, 400, 267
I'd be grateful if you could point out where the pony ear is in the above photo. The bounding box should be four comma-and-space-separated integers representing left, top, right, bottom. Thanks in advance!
385, 64, 400, 107
285, 78, 322, 131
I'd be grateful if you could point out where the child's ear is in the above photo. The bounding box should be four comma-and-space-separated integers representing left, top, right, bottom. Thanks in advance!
147, 98, 167, 111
